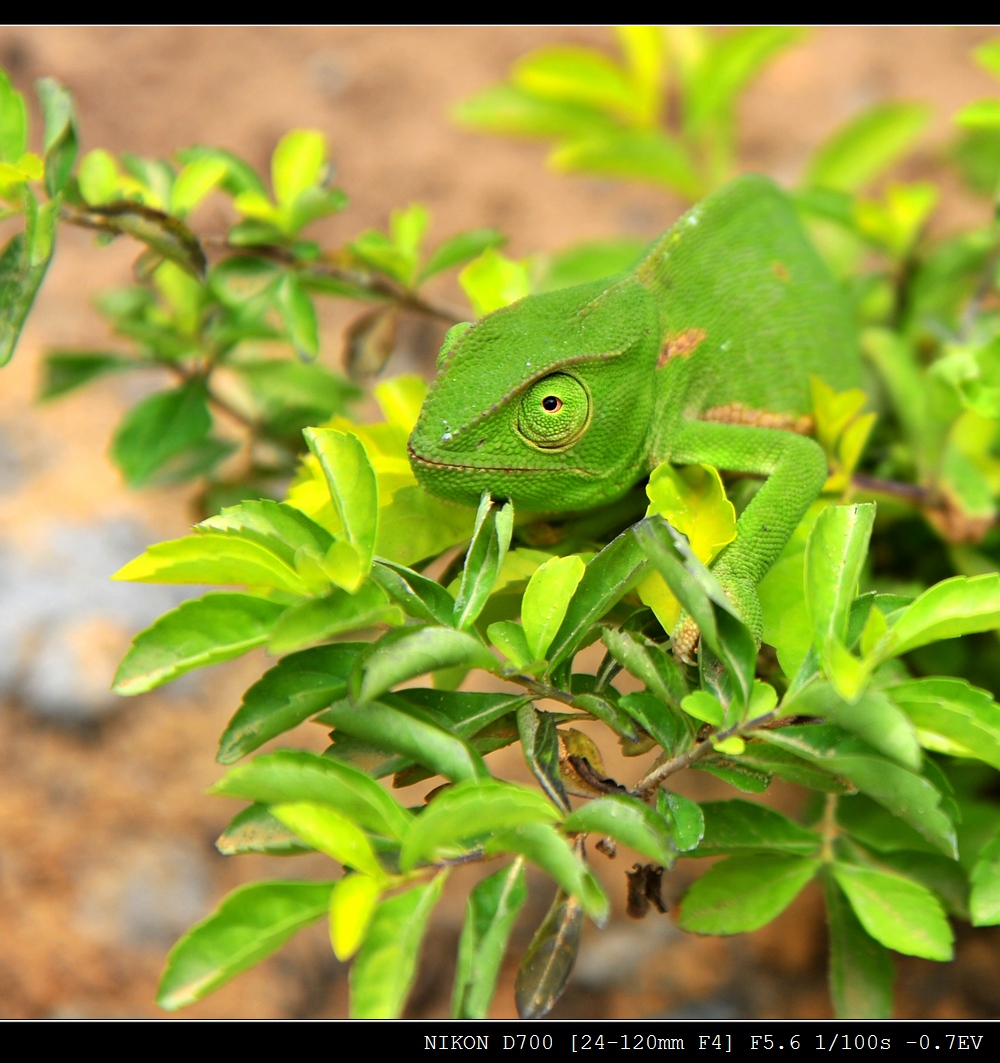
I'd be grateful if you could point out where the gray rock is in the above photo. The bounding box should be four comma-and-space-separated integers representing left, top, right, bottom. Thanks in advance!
571, 918, 679, 992
0, 519, 201, 722
76, 839, 213, 950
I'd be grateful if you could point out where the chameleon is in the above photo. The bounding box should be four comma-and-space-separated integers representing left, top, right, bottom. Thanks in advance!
407, 174, 862, 653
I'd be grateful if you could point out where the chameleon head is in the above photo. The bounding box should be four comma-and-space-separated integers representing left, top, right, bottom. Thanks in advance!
408, 275, 659, 512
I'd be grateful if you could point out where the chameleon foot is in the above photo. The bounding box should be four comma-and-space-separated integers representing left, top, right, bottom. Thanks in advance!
671, 615, 700, 664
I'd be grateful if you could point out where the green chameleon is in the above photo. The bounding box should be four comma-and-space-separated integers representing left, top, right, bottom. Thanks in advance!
408, 174, 861, 654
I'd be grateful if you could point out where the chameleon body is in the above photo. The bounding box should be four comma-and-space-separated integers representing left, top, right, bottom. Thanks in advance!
408, 175, 862, 641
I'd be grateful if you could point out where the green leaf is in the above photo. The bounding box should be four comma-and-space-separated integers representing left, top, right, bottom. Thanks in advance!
692, 755, 772, 794
349, 874, 446, 1019
199, 499, 334, 568
238, 359, 360, 422
681, 690, 724, 727
874, 850, 970, 921
514, 889, 583, 1021
752, 725, 956, 857
266, 584, 398, 656
570, 691, 639, 743
112, 592, 286, 695
635, 516, 754, 711
512, 44, 641, 120
175, 145, 266, 199
836, 793, 940, 855
831, 862, 953, 961
110, 380, 232, 489
303, 428, 378, 593
824, 870, 894, 1020
113, 531, 307, 596
535, 237, 647, 293
372, 484, 477, 569
452, 83, 617, 141
367, 562, 453, 627
458, 248, 530, 316
488, 620, 535, 670
215, 804, 312, 856
658, 790, 705, 852
38, 351, 131, 400
417, 227, 507, 284
516, 704, 570, 811
318, 698, 488, 783
452, 859, 527, 1019
618, 691, 686, 755
970, 829, 1000, 926
0, 211, 55, 367
549, 129, 700, 199
602, 626, 688, 710
270, 801, 384, 880
805, 102, 931, 192
887, 677, 1000, 771
217, 643, 362, 763
35, 77, 78, 197
273, 272, 319, 359
955, 100, 1000, 131
329, 872, 381, 961
870, 574, 1000, 663
792, 681, 921, 769
209, 749, 413, 840
563, 794, 673, 865
677, 854, 820, 935
82, 201, 207, 278
271, 129, 325, 207
546, 526, 650, 671
692, 800, 821, 857
393, 688, 528, 740
485, 823, 608, 924
157, 881, 333, 1010
353, 626, 498, 706
804, 503, 875, 687
685, 27, 803, 134
453, 494, 513, 631
739, 740, 852, 794
400, 779, 561, 870
0, 70, 27, 164
170, 155, 227, 218
522, 554, 586, 661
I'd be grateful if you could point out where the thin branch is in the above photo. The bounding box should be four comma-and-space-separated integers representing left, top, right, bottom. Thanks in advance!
850, 473, 930, 504
502, 673, 580, 709
635, 706, 782, 797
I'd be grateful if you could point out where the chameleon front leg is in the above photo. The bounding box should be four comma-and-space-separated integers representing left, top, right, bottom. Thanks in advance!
666, 418, 829, 658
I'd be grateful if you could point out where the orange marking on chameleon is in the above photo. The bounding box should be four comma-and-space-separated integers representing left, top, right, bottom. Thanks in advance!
701, 402, 814, 436
657, 327, 707, 368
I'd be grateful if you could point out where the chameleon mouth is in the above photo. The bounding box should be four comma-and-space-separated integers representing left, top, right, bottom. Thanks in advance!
407, 441, 598, 477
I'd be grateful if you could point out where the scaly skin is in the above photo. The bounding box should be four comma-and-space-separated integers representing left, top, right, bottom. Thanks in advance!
408, 174, 862, 643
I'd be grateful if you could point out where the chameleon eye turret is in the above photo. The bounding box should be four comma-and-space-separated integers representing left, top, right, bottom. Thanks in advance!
517, 373, 591, 449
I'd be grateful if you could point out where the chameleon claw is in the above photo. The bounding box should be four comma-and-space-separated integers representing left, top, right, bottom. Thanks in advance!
671, 616, 700, 664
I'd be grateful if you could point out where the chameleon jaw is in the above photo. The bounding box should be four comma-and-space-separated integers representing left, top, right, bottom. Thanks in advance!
406, 441, 597, 478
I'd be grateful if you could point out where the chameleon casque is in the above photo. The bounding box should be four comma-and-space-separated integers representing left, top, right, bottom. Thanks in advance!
407, 174, 862, 651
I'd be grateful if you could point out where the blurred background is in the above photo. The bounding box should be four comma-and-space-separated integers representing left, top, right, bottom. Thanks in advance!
2, 26, 1000, 1020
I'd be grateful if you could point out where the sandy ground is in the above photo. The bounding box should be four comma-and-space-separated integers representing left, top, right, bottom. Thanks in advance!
2, 26, 1000, 1020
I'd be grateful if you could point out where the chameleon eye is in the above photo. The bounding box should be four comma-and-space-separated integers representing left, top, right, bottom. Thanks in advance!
518, 373, 590, 449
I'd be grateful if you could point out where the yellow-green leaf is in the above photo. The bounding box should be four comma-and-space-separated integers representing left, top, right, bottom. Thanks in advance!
521, 554, 586, 661
329, 874, 381, 960
459, 248, 531, 316
637, 461, 736, 632
270, 801, 385, 881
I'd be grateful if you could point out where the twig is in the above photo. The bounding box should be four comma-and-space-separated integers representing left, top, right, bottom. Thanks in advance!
850, 473, 930, 504
635, 706, 782, 797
